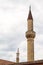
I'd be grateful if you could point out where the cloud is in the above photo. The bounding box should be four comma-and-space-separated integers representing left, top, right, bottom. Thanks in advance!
0, 51, 16, 62
34, 34, 43, 60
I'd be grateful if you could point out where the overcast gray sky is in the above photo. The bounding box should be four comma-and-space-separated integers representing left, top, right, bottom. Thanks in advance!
0, 0, 43, 62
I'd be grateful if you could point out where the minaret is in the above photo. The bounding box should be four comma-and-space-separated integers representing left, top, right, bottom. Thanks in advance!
26, 6, 35, 62
16, 48, 19, 63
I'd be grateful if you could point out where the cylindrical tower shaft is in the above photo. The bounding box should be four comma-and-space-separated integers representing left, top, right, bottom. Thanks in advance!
16, 48, 19, 63
26, 6, 35, 62
27, 38, 34, 61
27, 20, 33, 31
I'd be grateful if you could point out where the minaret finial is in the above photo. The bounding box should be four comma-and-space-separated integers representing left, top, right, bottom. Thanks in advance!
29, 5, 31, 11
17, 48, 19, 53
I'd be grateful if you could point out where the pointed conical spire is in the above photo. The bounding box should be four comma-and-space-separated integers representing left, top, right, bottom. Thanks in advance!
27, 6, 33, 20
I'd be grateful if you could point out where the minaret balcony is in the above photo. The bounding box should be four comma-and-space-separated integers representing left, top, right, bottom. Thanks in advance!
26, 31, 35, 38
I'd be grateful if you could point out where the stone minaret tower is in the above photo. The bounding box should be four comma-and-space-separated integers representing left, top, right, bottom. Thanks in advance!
16, 48, 19, 63
26, 6, 35, 62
